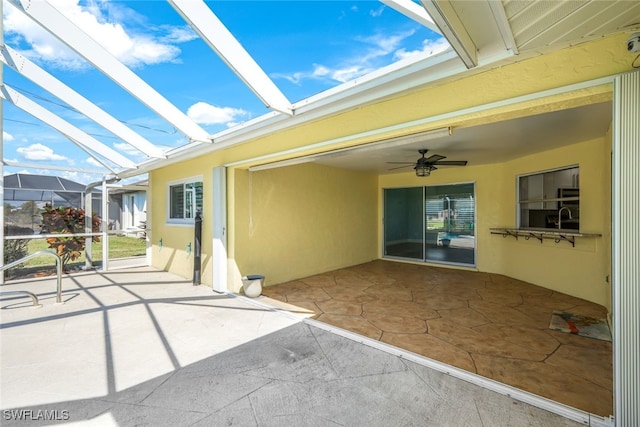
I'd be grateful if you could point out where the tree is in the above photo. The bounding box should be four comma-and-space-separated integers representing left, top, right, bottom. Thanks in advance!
18, 201, 42, 231
4, 203, 16, 225
3, 225, 33, 278
41, 205, 101, 270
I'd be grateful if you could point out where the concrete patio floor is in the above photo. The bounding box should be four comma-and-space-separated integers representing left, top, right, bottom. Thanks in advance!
0, 266, 584, 426
260, 259, 613, 419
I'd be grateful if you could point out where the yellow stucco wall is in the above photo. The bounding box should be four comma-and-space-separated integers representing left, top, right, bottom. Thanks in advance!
498, 138, 611, 306
378, 135, 611, 307
229, 163, 378, 289
147, 34, 630, 309
149, 159, 214, 283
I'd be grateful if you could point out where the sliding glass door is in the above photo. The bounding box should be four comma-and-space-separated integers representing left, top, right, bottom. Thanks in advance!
383, 187, 424, 260
384, 183, 476, 266
425, 183, 475, 265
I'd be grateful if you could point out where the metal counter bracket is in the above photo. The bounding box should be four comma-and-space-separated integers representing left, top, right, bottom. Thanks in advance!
490, 228, 600, 248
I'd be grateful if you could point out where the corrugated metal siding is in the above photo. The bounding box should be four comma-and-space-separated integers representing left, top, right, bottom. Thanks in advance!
613, 71, 640, 425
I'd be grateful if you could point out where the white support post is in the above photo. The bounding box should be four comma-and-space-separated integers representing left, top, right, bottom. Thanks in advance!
212, 166, 228, 293
84, 191, 93, 270
0, 0, 4, 286
101, 177, 109, 271
612, 70, 640, 425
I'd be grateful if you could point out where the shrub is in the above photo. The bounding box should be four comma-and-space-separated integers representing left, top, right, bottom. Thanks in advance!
3, 225, 33, 278
40, 205, 101, 269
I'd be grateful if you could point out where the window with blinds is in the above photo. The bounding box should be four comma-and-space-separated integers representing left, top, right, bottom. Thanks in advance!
168, 178, 203, 223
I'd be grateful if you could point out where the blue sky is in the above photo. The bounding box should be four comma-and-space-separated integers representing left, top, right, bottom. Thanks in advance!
2, 0, 446, 184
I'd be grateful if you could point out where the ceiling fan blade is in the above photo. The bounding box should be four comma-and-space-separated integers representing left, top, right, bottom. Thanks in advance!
424, 154, 446, 163
432, 160, 468, 166
387, 164, 413, 171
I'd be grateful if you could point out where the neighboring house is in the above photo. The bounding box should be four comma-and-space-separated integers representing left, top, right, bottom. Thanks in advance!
2, 173, 146, 238
149, 34, 635, 318
107, 180, 147, 238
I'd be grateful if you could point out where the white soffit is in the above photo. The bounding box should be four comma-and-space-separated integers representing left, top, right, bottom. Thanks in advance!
6, 0, 211, 143
0, 85, 135, 170
0, 44, 165, 159
168, 0, 293, 116
504, 0, 640, 50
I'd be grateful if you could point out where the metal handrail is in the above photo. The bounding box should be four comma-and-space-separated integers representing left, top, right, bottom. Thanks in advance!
3, 232, 102, 240
0, 290, 42, 308
0, 250, 63, 304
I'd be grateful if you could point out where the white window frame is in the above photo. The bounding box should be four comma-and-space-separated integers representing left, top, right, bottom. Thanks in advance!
516, 165, 580, 230
166, 176, 203, 225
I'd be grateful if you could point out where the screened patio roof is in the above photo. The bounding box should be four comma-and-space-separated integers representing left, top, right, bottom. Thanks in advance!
3, 173, 98, 206
1, 1, 639, 180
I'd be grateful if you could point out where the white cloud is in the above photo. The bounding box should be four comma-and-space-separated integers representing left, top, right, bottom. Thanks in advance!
275, 30, 420, 85
16, 143, 68, 161
331, 65, 372, 83
394, 37, 450, 61
161, 25, 198, 44
3, 0, 187, 69
370, 5, 385, 18
85, 157, 103, 168
113, 142, 147, 158
187, 102, 250, 127
59, 170, 101, 185
3, 131, 14, 142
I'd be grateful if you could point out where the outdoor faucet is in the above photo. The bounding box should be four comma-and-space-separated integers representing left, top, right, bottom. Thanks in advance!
558, 206, 572, 229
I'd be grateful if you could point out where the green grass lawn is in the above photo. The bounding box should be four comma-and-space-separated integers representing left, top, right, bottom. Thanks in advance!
3, 235, 147, 280
24, 236, 147, 267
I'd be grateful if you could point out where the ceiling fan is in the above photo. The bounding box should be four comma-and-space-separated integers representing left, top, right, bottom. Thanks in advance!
388, 149, 468, 176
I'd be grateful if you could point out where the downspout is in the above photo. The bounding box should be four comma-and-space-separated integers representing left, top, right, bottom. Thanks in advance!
84, 176, 119, 271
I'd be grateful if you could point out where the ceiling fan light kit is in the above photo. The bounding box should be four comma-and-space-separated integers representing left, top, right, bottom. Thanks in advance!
388, 148, 468, 177
415, 164, 431, 177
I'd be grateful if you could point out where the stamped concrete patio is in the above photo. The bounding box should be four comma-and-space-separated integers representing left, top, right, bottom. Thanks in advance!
0, 266, 583, 426
260, 259, 613, 418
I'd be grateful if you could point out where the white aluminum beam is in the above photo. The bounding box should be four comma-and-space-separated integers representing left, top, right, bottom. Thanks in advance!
3, 160, 107, 175
420, 0, 478, 68
381, 0, 442, 34
1, 84, 135, 169
1, 44, 165, 159
487, 0, 519, 55
169, 0, 293, 116
7, 0, 211, 143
